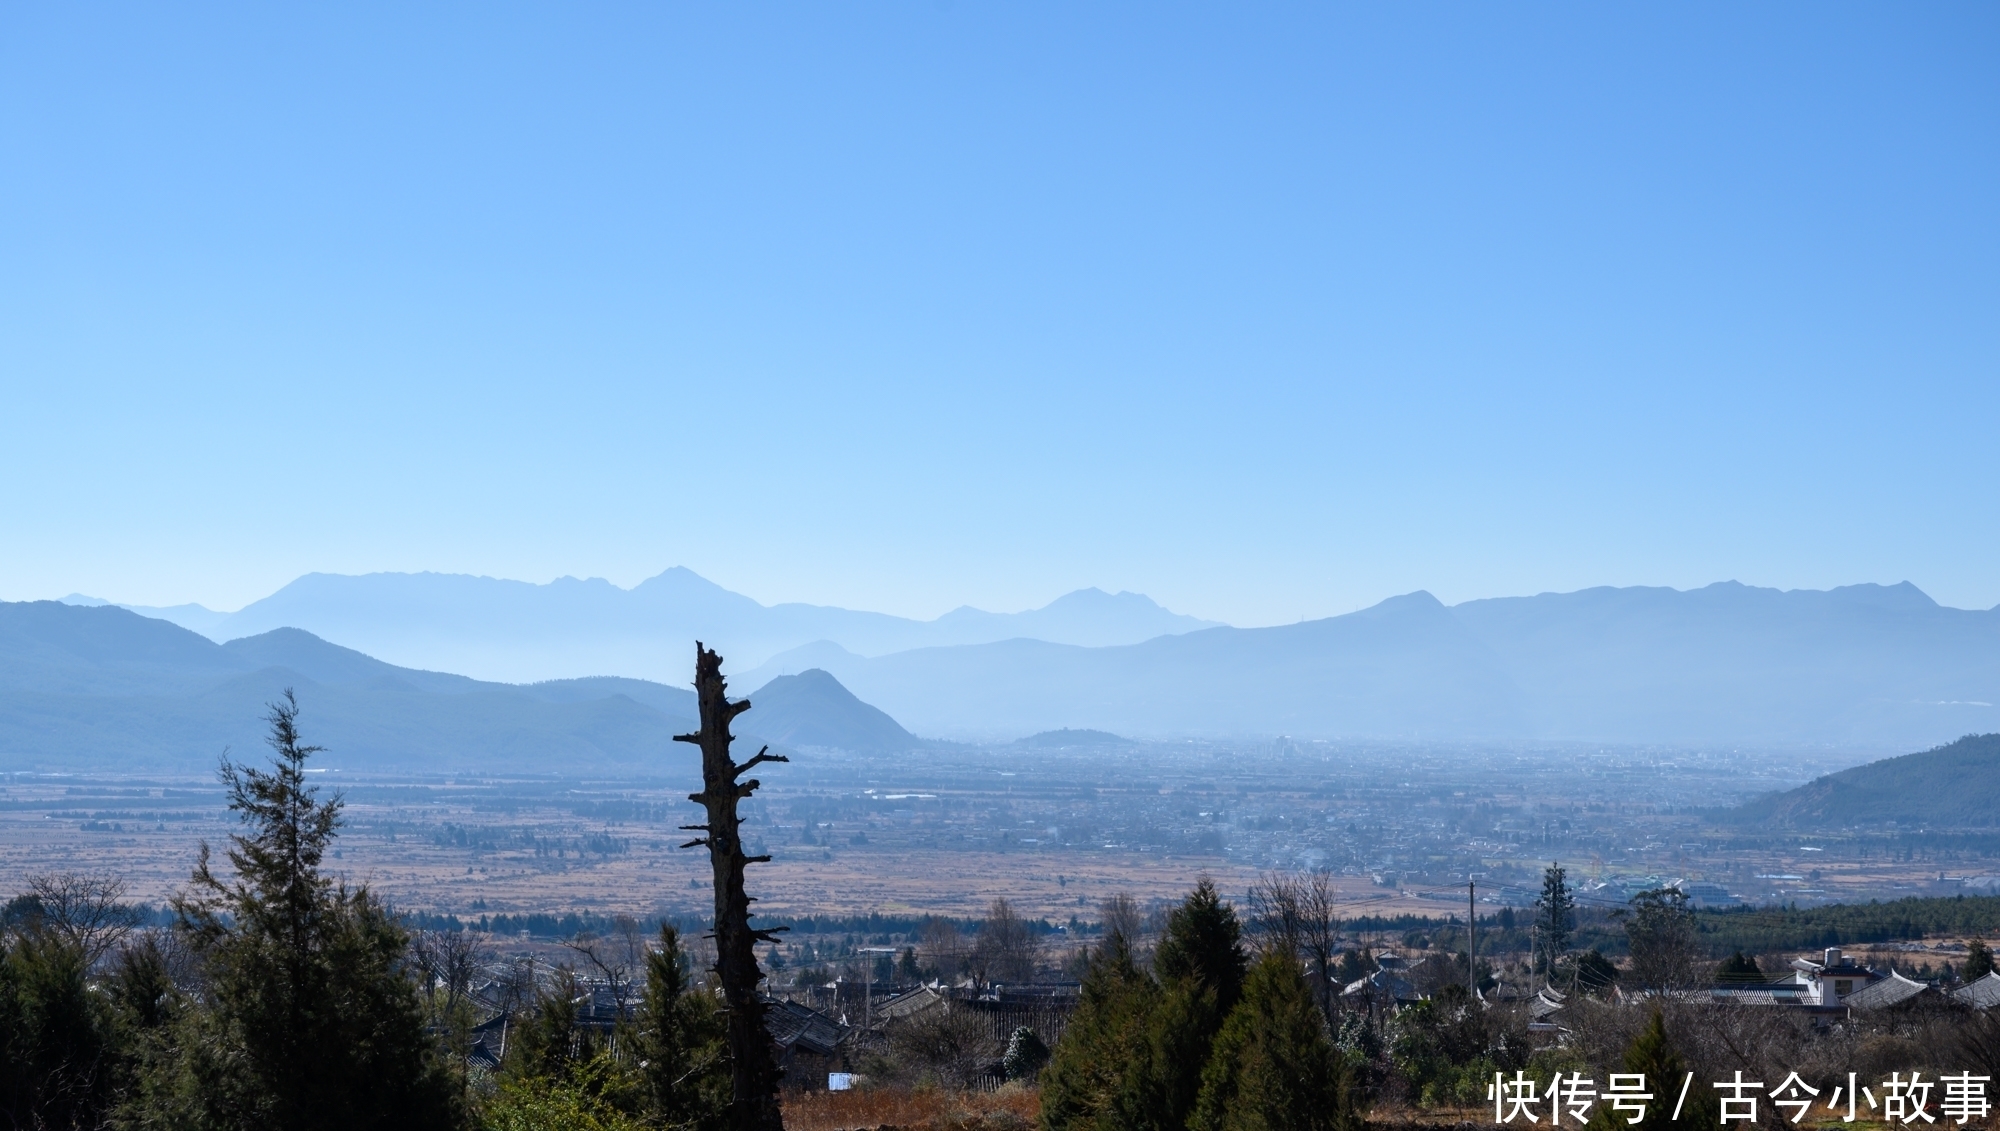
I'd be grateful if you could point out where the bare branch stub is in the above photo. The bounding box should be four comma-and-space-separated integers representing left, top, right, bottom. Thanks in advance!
674, 643, 786, 1131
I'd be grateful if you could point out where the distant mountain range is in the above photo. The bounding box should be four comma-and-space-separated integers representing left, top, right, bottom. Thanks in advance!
26, 577, 2000, 753
738, 582, 2000, 748
1728, 733, 2000, 828
65, 569, 1219, 683
0, 601, 924, 773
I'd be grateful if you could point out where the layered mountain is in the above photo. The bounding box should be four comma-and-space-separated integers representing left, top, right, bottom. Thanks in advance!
0, 601, 918, 772
739, 582, 2000, 747
1727, 733, 2000, 828
82, 569, 1218, 683
735, 669, 922, 755
739, 591, 1535, 740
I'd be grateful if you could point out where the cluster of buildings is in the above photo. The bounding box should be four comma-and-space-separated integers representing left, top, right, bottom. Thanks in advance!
454, 958, 1078, 1092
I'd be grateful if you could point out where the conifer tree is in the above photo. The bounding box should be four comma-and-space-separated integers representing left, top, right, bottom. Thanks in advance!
0, 930, 122, 1129
1003, 1026, 1052, 1082
1534, 863, 1575, 974
162, 691, 459, 1131
1039, 934, 1160, 1131
1590, 1007, 1714, 1131
505, 969, 601, 1084
628, 925, 728, 1131
1125, 879, 1247, 1131
1121, 976, 1222, 1131
1154, 878, 1248, 1019
1966, 938, 1994, 982
1189, 951, 1359, 1131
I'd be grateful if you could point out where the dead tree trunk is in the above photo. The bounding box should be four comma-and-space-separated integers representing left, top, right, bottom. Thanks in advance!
675, 643, 787, 1131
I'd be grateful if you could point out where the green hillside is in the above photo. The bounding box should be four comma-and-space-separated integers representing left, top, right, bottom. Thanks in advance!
1730, 733, 2000, 828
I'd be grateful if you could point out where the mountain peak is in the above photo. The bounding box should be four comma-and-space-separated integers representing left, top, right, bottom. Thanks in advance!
744, 668, 919, 753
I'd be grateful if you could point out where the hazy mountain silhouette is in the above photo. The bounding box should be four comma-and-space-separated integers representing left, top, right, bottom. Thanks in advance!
1014, 728, 1135, 748
1727, 733, 2000, 828
740, 590, 1534, 741
88, 569, 1219, 682
741, 669, 921, 754
739, 582, 2000, 747
28, 578, 2000, 751
0, 602, 914, 773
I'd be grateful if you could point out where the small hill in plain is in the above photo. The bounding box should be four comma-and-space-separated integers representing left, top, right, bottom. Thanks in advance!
1728, 733, 2000, 828
1014, 728, 1134, 748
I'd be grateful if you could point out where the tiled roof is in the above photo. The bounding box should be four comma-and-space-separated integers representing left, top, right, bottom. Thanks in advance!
1953, 971, 2000, 1010
763, 998, 848, 1057
1843, 971, 1932, 1011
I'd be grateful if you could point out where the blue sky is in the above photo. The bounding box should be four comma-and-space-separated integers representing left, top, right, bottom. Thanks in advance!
3, 3, 1995, 625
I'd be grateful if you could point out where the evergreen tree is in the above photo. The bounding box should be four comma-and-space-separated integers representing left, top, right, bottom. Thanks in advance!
1534, 863, 1575, 974
1120, 977, 1222, 1131
505, 969, 601, 1084
0, 930, 122, 1129
1189, 952, 1360, 1131
1121, 879, 1248, 1131
1590, 1007, 1714, 1131
1044, 878, 1250, 1131
158, 691, 460, 1131
1714, 952, 1763, 984
1039, 935, 1160, 1131
627, 925, 728, 1131
1966, 939, 1994, 982
1154, 878, 1248, 1018
1003, 1026, 1052, 1082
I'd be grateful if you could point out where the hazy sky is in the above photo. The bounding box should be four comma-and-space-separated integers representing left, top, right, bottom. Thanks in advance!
3, 4, 1995, 625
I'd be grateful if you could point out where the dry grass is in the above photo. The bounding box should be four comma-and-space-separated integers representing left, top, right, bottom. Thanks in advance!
782, 1085, 1039, 1131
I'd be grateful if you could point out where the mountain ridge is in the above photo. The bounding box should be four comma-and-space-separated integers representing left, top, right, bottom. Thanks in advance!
1727, 733, 2000, 828
81, 568, 1220, 682
738, 581, 2000, 746
0, 601, 916, 772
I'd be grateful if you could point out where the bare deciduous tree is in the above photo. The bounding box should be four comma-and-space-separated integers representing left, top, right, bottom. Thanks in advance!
972, 898, 1038, 985
563, 914, 647, 1018
919, 916, 964, 981
1099, 892, 1145, 953
413, 928, 490, 1022
1623, 887, 1703, 994
21, 872, 142, 967
885, 1001, 1002, 1089
1250, 870, 1342, 1019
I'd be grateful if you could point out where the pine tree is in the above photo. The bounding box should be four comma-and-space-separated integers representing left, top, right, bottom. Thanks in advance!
1154, 878, 1248, 1018
1714, 952, 1762, 984
1042, 879, 1250, 1131
1039, 935, 1160, 1131
1966, 939, 1994, 982
160, 691, 460, 1131
1590, 1007, 1714, 1131
1189, 951, 1360, 1131
0, 929, 122, 1129
1003, 1026, 1052, 1082
1534, 863, 1575, 974
505, 968, 602, 1083
628, 925, 728, 1131
1123, 879, 1245, 1131
1120, 976, 1222, 1131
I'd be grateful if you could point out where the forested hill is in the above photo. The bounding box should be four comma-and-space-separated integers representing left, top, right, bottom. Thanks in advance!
1728, 733, 2000, 829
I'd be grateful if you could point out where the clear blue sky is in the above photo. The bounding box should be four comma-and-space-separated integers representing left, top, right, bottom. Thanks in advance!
3, 3, 1995, 625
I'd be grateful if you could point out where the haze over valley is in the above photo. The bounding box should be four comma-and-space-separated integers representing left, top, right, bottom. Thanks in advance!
47, 568, 2000, 750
